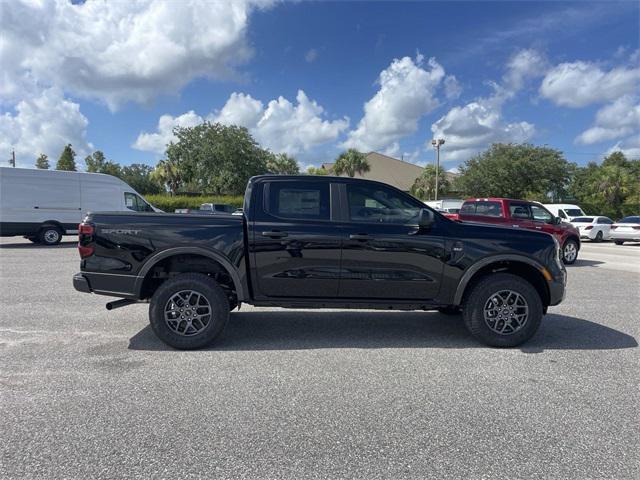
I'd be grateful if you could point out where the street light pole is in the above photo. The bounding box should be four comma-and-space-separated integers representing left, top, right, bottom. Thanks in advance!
431, 139, 445, 201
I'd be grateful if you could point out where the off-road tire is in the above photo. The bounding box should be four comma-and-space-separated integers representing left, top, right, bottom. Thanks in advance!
462, 273, 543, 348
149, 273, 229, 350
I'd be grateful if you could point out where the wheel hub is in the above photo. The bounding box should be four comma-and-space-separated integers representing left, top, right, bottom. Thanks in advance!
483, 289, 529, 335
164, 289, 212, 336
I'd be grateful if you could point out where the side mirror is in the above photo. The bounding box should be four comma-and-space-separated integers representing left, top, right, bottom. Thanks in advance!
553, 216, 562, 225
418, 208, 435, 228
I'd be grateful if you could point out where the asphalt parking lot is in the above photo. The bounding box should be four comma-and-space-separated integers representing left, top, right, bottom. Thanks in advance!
1, 237, 639, 479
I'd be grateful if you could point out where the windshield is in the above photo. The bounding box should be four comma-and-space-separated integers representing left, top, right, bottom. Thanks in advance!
572, 217, 593, 223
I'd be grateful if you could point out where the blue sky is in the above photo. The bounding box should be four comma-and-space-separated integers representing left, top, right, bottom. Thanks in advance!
1, 1, 638, 170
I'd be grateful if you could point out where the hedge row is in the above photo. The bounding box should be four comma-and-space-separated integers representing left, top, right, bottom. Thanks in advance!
144, 194, 244, 212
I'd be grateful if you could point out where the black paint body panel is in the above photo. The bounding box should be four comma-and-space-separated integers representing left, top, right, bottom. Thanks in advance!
75, 175, 566, 308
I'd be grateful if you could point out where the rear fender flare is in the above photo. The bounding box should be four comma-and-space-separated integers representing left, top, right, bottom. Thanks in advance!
134, 246, 245, 301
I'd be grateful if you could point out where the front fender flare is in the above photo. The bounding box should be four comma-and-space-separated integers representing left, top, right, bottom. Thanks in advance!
453, 254, 546, 305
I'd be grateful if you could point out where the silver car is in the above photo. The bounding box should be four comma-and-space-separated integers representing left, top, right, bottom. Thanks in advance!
610, 216, 640, 245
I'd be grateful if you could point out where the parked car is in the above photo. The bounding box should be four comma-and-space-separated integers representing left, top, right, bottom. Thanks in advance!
570, 216, 614, 242
459, 198, 581, 264
0, 167, 158, 245
610, 216, 640, 245
175, 203, 235, 215
543, 204, 587, 222
74, 175, 567, 350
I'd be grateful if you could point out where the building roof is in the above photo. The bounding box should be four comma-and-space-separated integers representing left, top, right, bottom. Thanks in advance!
322, 152, 427, 191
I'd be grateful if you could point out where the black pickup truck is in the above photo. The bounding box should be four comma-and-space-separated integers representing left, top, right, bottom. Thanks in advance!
74, 175, 566, 349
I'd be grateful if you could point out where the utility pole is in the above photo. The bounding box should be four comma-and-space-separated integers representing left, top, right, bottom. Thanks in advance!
431, 139, 445, 201
9, 150, 16, 167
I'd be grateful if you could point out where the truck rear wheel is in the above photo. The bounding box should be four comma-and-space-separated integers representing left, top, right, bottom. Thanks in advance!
38, 225, 62, 245
149, 273, 229, 350
462, 273, 543, 347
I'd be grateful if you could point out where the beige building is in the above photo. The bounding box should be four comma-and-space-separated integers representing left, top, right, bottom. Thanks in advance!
321, 151, 460, 193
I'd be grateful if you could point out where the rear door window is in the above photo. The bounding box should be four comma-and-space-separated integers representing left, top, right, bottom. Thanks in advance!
266, 181, 330, 220
509, 204, 531, 220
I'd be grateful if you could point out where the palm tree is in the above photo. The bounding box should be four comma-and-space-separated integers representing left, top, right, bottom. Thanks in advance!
151, 159, 183, 195
410, 165, 449, 200
333, 149, 370, 177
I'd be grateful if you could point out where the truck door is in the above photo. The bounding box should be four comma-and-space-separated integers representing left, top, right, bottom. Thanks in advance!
507, 202, 535, 230
337, 182, 445, 300
249, 179, 342, 298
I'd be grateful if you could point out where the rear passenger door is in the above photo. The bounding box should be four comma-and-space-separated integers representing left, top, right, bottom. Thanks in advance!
250, 179, 342, 299
507, 202, 535, 230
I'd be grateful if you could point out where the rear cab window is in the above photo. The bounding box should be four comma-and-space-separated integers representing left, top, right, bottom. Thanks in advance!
460, 201, 503, 217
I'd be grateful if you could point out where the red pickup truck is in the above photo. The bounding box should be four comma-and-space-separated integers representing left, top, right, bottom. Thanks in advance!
459, 198, 580, 264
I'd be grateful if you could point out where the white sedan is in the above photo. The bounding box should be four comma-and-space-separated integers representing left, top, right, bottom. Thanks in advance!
570, 216, 614, 242
611, 216, 640, 245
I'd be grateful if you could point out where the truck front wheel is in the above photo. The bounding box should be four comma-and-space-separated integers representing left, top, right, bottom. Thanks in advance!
462, 273, 543, 347
149, 273, 229, 350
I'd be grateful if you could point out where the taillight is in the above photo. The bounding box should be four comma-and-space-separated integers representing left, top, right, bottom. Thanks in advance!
584, 226, 593, 230
78, 223, 94, 258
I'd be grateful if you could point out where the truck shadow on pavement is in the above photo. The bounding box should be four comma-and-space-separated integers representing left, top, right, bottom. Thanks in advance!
567, 259, 605, 267
128, 311, 637, 353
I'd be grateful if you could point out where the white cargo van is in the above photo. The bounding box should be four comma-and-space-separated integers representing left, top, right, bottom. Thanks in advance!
543, 204, 587, 222
0, 167, 159, 245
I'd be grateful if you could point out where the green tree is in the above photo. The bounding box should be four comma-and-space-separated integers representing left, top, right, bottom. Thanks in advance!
151, 158, 183, 195
120, 163, 162, 195
410, 165, 449, 200
333, 149, 370, 177
35, 154, 49, 169
306, 166, 329, 175
266, 153, 300, 174
569, 151, 639, 218
56, 144, 77, 171
164, 122, 269, 195
456, 143, 572, 200
85, 150, 122, 177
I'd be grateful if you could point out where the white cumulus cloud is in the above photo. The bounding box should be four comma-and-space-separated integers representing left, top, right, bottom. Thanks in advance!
0, 88, 92, 168
443, 75, 462, 100
607, 134, 640, 159
540, 61, 640, 108
576, 95, 640, 145
343, 54, 445, 152
134, 90, 349, 156
132, 111, 205, 154
0, 0, 273, 110
430, 49, 542, 162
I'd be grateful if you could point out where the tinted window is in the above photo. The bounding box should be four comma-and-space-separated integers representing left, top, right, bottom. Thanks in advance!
125, 192, 153, 212
596, 217, 613, 224
347, 184, 421, 224
572, 217, 594, 223
557, 209, 567, 219
565, 209, 584, 217
461, 201, 503, 217
531, 205, 553, 222
619, 216, 640, 223
268, 182, 330, 220
509, 204, 531, 219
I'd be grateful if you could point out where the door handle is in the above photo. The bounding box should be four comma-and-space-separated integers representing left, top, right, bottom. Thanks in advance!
535, 226, 542, 230
261, 230, 288, 238
349, 233, 371, 241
